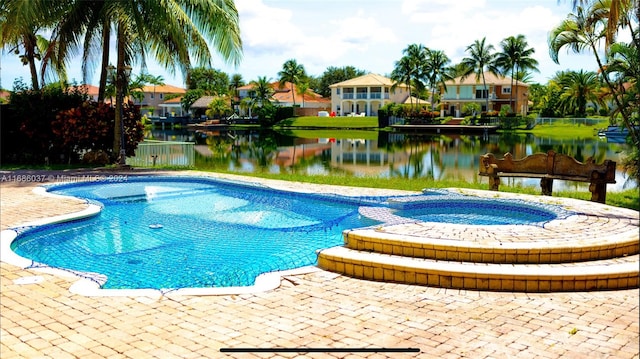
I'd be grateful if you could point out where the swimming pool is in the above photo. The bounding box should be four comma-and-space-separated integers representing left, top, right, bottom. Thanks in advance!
11, 177, 386, 290
8, 176, 569, 292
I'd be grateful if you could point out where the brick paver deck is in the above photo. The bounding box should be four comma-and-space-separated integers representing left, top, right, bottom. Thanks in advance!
1, 170, 638, 358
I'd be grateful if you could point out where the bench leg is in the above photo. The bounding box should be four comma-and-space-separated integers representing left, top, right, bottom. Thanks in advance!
489, 176, 500, 191
589, 183, 607, 203
540, 178, 553, 196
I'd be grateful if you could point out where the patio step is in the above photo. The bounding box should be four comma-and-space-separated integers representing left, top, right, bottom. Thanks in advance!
317, 247, 640, 292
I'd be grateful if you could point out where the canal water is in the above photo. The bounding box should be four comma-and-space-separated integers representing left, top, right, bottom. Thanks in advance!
148, 128, 636, 192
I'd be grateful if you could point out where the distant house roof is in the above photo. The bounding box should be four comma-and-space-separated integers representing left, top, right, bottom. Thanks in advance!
329, 73, 408, 88
71, 84, 100, 97
190, 96, 216, 109
141, 84, 186, 93
447, 72, 528, 87
403, 96, 430, 105
162, 96, 183, 104
239, 81, 329, 105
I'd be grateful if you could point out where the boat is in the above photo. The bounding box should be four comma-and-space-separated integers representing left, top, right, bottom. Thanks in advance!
597, 125, 638, 142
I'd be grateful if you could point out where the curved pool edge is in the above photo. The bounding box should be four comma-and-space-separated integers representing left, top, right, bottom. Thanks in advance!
2, 182, 331, 297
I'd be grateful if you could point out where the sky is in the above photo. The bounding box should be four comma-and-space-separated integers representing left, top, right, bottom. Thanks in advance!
0, 0, 601, 90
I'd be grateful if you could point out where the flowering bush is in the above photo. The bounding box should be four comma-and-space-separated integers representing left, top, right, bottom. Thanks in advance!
52, 101, 144, 161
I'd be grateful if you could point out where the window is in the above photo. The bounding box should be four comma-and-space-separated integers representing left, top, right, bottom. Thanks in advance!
502, 87, 511, 94
336, 88, 341, 95
160, 93, 164, 99
475, 89, 488, 99
150, 93, 154, 99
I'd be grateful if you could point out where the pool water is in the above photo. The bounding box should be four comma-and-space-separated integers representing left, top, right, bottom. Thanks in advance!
11, 177, 383, 290
10, 177, 569, 291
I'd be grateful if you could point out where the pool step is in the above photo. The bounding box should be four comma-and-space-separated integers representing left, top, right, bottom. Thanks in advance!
317, 247, 640, 292
343, 227, 640, 264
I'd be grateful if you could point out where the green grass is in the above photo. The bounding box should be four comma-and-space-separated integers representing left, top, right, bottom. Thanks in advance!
276, 116, 378, 128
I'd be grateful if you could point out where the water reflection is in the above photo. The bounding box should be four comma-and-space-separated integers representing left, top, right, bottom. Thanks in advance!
148, 129, 636, 191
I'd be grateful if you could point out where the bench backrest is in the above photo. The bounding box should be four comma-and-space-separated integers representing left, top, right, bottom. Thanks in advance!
480, 150, 616, 182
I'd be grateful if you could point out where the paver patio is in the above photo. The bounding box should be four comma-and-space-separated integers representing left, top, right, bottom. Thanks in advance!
1, 170, 638, 358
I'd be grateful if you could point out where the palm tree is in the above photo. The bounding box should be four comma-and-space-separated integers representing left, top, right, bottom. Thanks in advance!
423, 49, 453, 113
278, 59, 306, 106
251, 76, 274, 107
402, 44, 428, 108
390, 56, 414, 108
48, 0, 243, 161
549, 2, 638, 145
205, 96, 231, 119
229, 73, 244, 113
554, 70, 602, 116
296, 81, 310, 108
460, 37, 500, 112
495, 35, 538, 113
0, 0, 67, 90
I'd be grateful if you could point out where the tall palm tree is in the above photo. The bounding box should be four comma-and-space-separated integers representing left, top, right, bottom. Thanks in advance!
0, 0, 68, 90
569, 0, 638, 48
390, 56, 413, 108
549, 2, 638, 145
278, 59, 306, 106
296, 81, 310, 108
402, 43, 428, 108
251, 76, 274, 107
229, 73, 244, 113
461, 37, 500, 112
423, 49, 453, 113
495, 34, 538, 113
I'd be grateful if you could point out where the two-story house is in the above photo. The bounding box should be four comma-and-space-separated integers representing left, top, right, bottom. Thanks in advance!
132, 84, 186, 117
329, 73, 410, 116
440, 72, 529, 116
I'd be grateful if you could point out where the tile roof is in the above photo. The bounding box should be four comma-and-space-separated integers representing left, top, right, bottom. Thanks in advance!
329, 73, 408, 88
239, 81, 329, 104
71, 84, 100, 96
141, 84, 186, 93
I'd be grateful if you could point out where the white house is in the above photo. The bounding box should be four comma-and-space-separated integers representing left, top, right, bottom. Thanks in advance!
328, 73, 410, 116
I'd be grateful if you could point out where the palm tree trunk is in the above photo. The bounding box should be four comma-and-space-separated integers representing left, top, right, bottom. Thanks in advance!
97, 20, 110, 102
509, 66, 514, 112
24, 35, 39, 91
482, 74, 489, 112
113, 22, 125, 161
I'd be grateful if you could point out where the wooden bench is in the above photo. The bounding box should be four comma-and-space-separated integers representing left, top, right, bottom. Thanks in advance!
479, 150, 616, 203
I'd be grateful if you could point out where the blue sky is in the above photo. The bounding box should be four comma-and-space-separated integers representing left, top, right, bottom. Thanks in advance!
1, 0, 600, 89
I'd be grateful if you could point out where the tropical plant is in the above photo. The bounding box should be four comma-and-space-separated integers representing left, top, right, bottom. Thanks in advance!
187, 67, 231, 95
296, 81, 310, 108
48, 0, 242, 162
495, 34, 539, 113
278, 59, 306, 106
390, 56, 414, 108
423, 49, 453, 113
549, 0, 639, 147
250, 76, 274, 107
402, 44, 429, 108
460, 37, 500, 112
554, 70, 602, 116
205, 96, 231, 119
0, 0, 68, 90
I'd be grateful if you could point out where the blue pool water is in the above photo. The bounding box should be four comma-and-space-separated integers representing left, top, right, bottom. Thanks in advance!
10, 177, 568, 290
11, 177, 385, 290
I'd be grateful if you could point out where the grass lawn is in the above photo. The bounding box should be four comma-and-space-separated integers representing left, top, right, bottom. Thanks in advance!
276, 116, 378, 128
